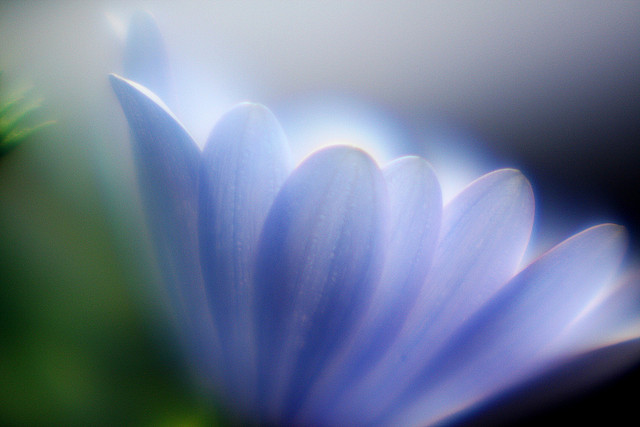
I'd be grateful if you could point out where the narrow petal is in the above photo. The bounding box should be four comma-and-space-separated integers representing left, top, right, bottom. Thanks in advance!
123, 11, 172, 104
391, 224, 627, 427
452, 334, 640, 426
558, 271, 640, 352
333, 169, 534, 425
296, 156, 442, 423
372, 156, 442, 338
109, 74, 216, 380
254, 146, 387, 423
198, 103, 292, 412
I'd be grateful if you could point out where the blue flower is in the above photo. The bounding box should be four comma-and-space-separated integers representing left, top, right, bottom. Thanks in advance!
109, 12, 640, 426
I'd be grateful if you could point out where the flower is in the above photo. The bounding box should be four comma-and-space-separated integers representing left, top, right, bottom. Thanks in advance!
109, 12, 640, 427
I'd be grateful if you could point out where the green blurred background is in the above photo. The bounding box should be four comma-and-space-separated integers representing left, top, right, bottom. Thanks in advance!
0, 2, 224, 425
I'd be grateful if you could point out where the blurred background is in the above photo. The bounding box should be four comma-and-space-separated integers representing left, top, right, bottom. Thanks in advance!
1, 1, 639, 425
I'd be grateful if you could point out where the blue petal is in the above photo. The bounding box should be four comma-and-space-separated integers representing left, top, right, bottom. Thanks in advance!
198, 103, 292, 412
253, 146, 387, 423
296, 156, 442, 424
332, 169, 534, 425
412, 169, 534, 347
560, 271, 640, 351
373, 156, 442, 339
452, 334, 640, 426
392, 224, 627, 426
123, 11, 172, 105
109, 74, 217, 380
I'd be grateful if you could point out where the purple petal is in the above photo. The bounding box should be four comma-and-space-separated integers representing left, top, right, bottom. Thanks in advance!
373, 156, 442, 337
253, 146, 387, 423
198, 103, 292, 411
332, 169, 534, 425
392, 224, 627, 426
109, 74, 217, 380
411, 169, 534, 346
296, 156, 442, 423
559, 271, 640, 352
123, 11, 172, 105
451, 334, 640, 426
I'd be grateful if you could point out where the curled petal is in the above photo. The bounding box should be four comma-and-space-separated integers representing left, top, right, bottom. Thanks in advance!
109, 74, 216, 379
198, 103, 292, 411
254, 146, 387, 422
109, 73, 200, 313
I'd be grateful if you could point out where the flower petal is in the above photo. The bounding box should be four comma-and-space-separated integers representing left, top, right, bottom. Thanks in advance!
198, 103, 292, 411
296, 156, 442, 423
253, 146, 387, 422
559, 271, 640, 352
124, 11, 172, 104
452, 334, 640, 426
109, 74, 216, 379
411, 168, 534, 346
371, 156, 442, 341
109, 73, 200, 313
391, 224, 627, 427
332, 169, 534, 425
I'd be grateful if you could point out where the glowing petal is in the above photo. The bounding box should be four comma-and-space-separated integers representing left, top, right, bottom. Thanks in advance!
198, 103, 292, 410
333, 168, 534, 425
416, 169, 535, 341
109, 73, 216, 377
376, 156, 442, 318
393, 224, 627, 427
560, 271, 640, 351
254, 146, 387, 423
296, 156, 442, 423
454, 334, 640, 426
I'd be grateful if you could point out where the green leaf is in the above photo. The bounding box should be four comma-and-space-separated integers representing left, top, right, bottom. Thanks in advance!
0, 73, 54, 157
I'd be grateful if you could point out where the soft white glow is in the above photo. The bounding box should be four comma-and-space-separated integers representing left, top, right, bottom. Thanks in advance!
276, 96, 406, 166
416, 121, 497, 205
171, 64, 244, 149
104, 10, 127, 42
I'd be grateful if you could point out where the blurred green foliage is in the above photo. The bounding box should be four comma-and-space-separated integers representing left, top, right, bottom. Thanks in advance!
0, 72, 54, 157
0, 74, 227, 425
